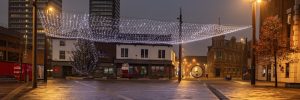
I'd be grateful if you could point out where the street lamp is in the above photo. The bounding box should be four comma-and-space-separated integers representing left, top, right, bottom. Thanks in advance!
249, 0, 263, 86
177, 8, 183, 82
31, 0, 38, 88
44, 6, 55, 83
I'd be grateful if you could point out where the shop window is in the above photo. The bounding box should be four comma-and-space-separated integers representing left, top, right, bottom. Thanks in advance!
158, 50, 165, 58
60, 40, 65, 46
141, 49, 148, 58
0, 51, 6, 61
121, 48, 128, 57
104, 67, 114, 74
151, 66, 164, 73
59, 51, 65, 59
286, 63, 290, 78
141, 66, 147, 75
262, 66, 266, 77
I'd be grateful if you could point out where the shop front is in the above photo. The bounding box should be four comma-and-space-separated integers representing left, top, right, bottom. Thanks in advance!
115, 59, 174, 79
51, 61, 74, 78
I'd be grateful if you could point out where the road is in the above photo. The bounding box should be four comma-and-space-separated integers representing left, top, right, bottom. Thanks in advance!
8, 79, 300, 100
15, 79, 217, 100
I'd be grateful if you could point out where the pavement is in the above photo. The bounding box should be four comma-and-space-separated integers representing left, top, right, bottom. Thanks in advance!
203, 80, 300, 100
1, 78, 300, 100
0, 81, 25, 99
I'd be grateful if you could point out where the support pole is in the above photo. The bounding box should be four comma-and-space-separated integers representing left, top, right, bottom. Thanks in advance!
44, 35, 47, 83
178, 8, 183, 83
32, 0, 38, 88
251, 2, 257, 85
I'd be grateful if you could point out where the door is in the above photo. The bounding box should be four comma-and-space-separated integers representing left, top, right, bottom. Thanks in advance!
63, 66, 72, 77
215, 68, 221, 77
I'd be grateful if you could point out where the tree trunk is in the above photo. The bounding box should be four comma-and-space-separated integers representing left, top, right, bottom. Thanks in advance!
274, 40, 278, 87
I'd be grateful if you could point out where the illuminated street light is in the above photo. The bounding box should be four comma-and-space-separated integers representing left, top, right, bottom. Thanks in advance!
192, 59, 196, 63
48, 7, 54, 12
249, 0, 264, 86
43, 6, 55, 83
257, 0, 262, 3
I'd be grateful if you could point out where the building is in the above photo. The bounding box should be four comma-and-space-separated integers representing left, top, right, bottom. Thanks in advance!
89, 0, 120, 77
50, 38, 76, 78
89, 0, 120, 31
0, 26, 21, 63
181, 56, 207, 79
114, 44, 176, 79
257, 0, 300, 84
0, 26, 33, 80
207, 36, 249, 78
8, 0, 62, 50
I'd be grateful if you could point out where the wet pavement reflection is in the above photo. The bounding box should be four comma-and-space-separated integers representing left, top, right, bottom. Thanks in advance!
16, 79, 217, 100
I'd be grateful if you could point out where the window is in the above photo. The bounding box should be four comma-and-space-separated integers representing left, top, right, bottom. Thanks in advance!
262, 66, 266, 77
59, 40, 65, 46
0, 51, 6, 61
151, 66, 164, 73
286, 63, 290, 78
59, 51, 65, 59
141, 49, 148, 58
0, 40, 6, 47
216, 51, 222, 60
121, 48, 128, 57
158, 50, 165, 58
104, 67, 114, 74
7, 52, 19, 62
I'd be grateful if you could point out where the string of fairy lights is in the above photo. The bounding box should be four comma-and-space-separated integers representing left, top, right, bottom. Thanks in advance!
38, 11, 251, 44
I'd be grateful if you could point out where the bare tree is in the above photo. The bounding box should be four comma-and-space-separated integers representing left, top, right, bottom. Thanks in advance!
71, 39, 98, 77
255, 16, 298, 87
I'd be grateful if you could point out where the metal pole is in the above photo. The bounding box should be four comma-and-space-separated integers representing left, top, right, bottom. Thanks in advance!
251, 2, 256, 85
44, 35, 47, 82
32, 0, 37, 88
178, 8, 183, 82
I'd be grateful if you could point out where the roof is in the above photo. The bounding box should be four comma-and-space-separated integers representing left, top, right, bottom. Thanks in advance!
0, 26, 21, 38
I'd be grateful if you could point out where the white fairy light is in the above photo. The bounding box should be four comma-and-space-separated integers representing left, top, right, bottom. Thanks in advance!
39, 11, 251, 44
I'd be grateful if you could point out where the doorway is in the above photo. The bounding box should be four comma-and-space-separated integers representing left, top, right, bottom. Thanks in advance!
215, 68, 221, 77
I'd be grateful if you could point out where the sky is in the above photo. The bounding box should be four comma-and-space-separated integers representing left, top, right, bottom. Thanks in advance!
0, 0, 254, 56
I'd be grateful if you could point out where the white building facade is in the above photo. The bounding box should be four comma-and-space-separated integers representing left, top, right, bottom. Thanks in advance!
50, 38, 76, 78
114, 44, 176, 79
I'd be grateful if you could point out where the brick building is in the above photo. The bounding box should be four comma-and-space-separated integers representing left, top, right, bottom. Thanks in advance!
207, 35, 249, 78
257, 0, 300, 84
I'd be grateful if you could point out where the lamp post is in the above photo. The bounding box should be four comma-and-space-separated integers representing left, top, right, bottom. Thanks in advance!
44, 6, 54, 83
31, 0, 38, 88
250, 0, 264, 85
177, 8, 183, 83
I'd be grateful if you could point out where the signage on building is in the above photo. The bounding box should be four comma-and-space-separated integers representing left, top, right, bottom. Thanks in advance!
121, 63, 129, 70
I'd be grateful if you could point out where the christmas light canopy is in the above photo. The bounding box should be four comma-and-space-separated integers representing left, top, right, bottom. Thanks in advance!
39, 11, 251, 44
